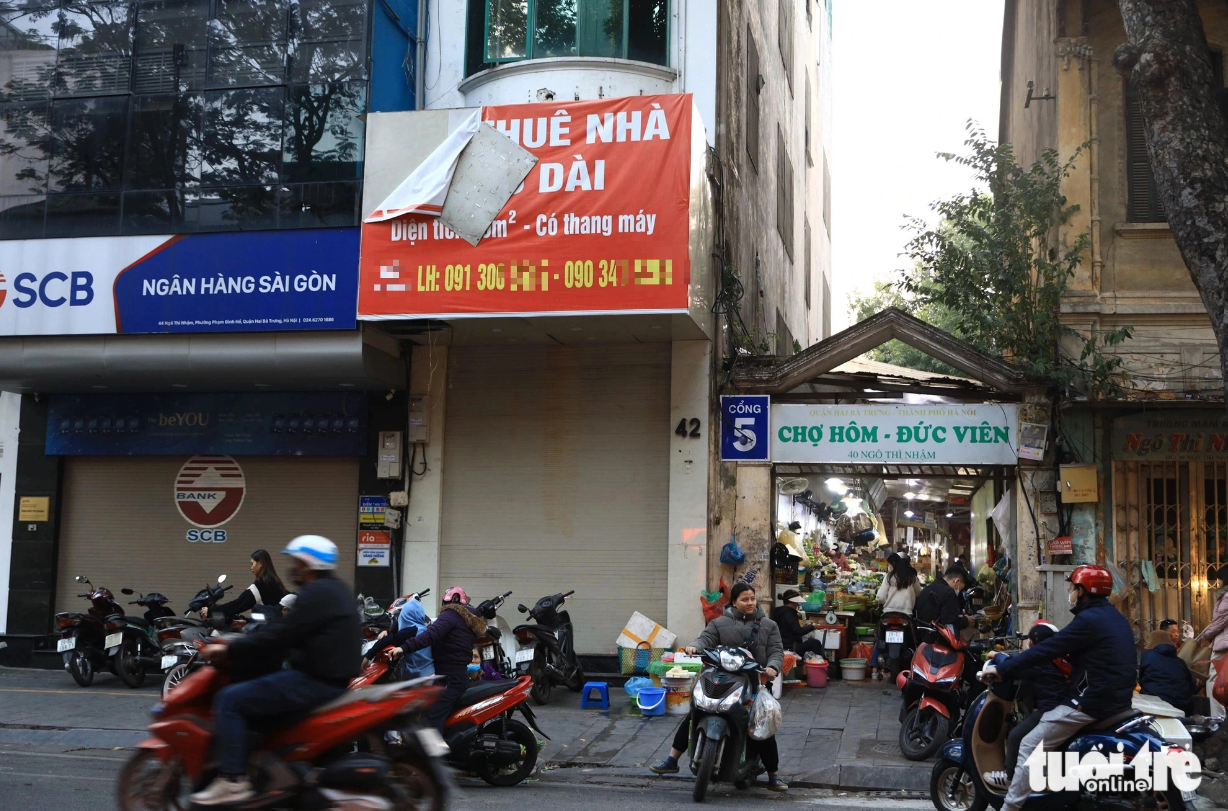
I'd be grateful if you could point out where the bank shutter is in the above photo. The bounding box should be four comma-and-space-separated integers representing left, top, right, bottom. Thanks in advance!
440, 344, 670, 654
56, 456, 359, 615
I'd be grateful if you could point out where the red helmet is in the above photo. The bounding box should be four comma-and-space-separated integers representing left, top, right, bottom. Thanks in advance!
1068, 565, 1113, 596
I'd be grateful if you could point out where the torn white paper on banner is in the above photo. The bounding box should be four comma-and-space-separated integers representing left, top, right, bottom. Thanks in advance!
439, 123, 537, 246
364, 109, 483, 223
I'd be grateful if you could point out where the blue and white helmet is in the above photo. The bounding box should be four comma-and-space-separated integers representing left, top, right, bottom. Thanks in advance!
282, 535, 338, 571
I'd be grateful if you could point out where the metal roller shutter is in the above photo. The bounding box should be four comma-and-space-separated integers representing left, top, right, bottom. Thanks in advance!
56, 456, 359, 615
440, 344, 670, 655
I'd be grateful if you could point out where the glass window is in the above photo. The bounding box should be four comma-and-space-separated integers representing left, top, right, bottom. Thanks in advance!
278, 179, 356, 228
626, 0, 665, 65
0, 193, 44, 237
0, 99, 49, 195
282, 82, 363, 183
577, 0, 620, 59
45, 190, 120, 235
48, 95, 127, 191
121, 188, 189, 233
208, 0, 288, 87
124, 92, 202, 189
486, 0, 527, 61
202, 86, 282, 185
197, 183, 276, 230
290, 0, 366, 82
533, 0, 575, 58
0, 3, 59, 102
57, 3, 134, 96
134, 0, 208, 93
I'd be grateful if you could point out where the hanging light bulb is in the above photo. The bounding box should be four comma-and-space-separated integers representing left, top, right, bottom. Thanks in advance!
904, 509, 915, 518
825, 478, 848, 495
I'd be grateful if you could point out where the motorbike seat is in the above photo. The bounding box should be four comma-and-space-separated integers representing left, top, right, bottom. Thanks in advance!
456, 680, 518, 709
123, 615, 152, 627
1085, 709, 1140, 732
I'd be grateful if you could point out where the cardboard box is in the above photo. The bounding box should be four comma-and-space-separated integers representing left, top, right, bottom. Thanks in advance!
616, 611, 677, 650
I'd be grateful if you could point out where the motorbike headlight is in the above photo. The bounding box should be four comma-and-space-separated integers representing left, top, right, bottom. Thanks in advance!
718, 650, 747, 672
691, 681, 744, 713
718, 690, 744, 712
935, 676, 957, 686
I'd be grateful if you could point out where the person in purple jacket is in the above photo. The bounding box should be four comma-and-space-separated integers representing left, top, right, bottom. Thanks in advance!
396, 586, 487, 733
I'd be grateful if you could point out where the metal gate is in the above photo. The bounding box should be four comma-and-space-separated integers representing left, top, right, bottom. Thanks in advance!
1112, 460, 1228, 642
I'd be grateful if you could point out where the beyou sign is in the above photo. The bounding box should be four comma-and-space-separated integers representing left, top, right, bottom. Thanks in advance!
770, 404, 1019, 465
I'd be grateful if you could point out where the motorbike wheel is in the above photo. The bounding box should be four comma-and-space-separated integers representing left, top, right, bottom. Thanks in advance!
565, 661, 585, 693
930, 758, 987, 811
388, 758, 445, 811
69, 650, 94, 687
117, 749, 187, 811
691, 731, 718, 803
476, 718, 538, 787
529, 650, 552, 706
161, 663, 189, 699
117, 640, 146, 689
899, 706, 949, 761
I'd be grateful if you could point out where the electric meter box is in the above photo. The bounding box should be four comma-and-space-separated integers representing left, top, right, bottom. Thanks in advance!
377, 431, 402, 479
408, 396, 429, 443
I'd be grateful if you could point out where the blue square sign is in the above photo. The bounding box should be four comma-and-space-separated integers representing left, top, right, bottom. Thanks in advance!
720, 395, 770, 462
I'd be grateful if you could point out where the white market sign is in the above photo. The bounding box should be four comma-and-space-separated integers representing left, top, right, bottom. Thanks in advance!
771, 403, 1019, 465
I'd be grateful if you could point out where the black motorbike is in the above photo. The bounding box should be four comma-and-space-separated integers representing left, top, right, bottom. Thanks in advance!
55, 575, 126, 687
875, 611, 918, 681
687, 645, 766, 802
514, 590, 584, 705
474, 591, 515, 678
158, 574, 232, 697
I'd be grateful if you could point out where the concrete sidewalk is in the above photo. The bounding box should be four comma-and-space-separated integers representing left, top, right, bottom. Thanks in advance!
0, 666, 931, 790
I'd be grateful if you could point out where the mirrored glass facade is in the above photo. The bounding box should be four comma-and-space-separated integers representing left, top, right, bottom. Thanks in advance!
0, 0, 367, 238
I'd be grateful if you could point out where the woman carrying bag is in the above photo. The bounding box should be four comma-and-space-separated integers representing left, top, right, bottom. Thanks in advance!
648, 582, 789, 792
1197, 565, 1228, 715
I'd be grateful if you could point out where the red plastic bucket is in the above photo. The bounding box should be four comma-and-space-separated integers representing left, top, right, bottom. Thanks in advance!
805, 660, 828, 688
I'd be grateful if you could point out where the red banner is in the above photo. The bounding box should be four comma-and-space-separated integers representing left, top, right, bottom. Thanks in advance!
358, 94, 692, 318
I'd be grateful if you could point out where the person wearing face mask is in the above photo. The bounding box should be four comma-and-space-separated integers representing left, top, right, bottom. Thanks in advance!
981, 565, 1135, 811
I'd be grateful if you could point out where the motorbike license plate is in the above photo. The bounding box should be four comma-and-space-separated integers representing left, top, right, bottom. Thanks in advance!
161, 655, 178, 671
481, 645, 495, 661
515, 646, 536, 663
886, 631, 905, 644
57, 637, 75, 653
1182, 790, 1198, 802
104, 632, 123, 651
416, 727, 450, 758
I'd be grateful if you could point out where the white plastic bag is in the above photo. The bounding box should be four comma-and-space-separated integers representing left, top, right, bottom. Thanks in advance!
749, 688, 782, 740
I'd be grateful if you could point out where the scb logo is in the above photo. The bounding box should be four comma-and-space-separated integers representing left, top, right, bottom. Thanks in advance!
2, 271, 95, 308
187, 529, 227, 543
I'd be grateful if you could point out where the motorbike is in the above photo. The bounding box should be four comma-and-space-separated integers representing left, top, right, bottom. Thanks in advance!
897, 622, 989, 761
361, 589, 431, 661
474, 591, 516, 679
930, 655, 1198, 811
158, 575, 231, 698
117, 639, 452, 811
513, 590, 585, 705
687, 645, 767, 803
55, 575, 125, 687
875, 611, 918, 681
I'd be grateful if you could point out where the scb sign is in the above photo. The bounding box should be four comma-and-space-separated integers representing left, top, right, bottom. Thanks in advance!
720, 395, 770, 462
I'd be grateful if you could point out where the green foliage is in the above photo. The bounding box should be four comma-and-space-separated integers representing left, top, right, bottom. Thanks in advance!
898, 125, 1132, 397
847, 274, 965, 377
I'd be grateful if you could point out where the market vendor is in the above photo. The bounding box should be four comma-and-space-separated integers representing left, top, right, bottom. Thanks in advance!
773, 589, 825, 659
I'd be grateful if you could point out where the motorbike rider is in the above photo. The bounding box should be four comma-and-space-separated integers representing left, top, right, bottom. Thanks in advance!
649, 582, 789, 792
981, 565, 1135, 811
391, 586, 487, 733
980, 620, 1071, 790
915, 565, 975, 632
367, 597, 436, 681
189, 535, 360, 807
1138, 627, 1197, 713
201, 549, 289, 623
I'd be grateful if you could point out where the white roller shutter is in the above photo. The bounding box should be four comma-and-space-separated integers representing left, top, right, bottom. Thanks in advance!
56, 456, 359, 615
440, 344, 670, 655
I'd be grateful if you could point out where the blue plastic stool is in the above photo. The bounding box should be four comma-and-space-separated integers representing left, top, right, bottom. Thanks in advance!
580, 681, 610, 710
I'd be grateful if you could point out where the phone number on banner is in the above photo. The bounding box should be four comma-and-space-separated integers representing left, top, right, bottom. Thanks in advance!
378, 259, 678, 294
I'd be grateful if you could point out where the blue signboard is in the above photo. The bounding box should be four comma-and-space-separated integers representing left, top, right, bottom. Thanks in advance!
46, 393, 368, 456
719, 395, 770, 462
112, 228, 360, 334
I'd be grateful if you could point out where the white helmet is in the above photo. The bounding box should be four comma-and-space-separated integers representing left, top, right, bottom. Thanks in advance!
282, 535, 338, 571
279, 593, 297, 609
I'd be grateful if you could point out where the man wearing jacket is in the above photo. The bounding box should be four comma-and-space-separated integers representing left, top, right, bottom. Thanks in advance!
982, 565, 1135, 811
190, 535, 361, 807
396, 586, 488, 733
1139, 629, 1197, 712
915, 565, 975, 631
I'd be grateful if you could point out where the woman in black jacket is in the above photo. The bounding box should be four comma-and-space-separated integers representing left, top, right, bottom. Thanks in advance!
203, 549, 289, 621
772, 589, 824, 658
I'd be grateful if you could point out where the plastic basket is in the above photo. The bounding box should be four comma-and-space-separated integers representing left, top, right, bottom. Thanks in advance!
619, 643, 666, 675
646, 660, 702, 677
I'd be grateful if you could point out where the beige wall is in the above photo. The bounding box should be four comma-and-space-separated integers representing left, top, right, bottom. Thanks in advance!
55, 456, 359, 615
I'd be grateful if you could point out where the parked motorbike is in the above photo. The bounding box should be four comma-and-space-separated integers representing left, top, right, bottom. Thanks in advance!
158, 575, 231, 698
55, 575, 125, 687
361, 589, 430, 661
875, 611, 918, 681
930, 655, 1195, 811
687, 645, 768, 802
897, 622, 989, 760
514, 590, 584, 705
474, 591, 516, 679
117, 639, 451, 811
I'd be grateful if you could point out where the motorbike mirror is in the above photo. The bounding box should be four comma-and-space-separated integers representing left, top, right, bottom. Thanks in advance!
121, 588, 134, 595
517, 604, 527, 613
217, 574, 227, 583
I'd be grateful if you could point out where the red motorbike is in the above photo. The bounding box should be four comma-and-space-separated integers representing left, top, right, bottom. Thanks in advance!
351, 653, 547, 786
895, 622, 987, 761
116, 640, 450, 811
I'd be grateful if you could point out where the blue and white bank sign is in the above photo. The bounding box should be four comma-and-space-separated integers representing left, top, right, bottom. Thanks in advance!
0, 229, 359, 336
720, 395, 770, 462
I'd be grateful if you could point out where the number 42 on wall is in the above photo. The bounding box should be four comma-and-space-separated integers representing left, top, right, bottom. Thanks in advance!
675, 418, 701, 438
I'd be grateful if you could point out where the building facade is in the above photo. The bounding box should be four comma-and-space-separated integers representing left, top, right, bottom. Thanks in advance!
1001, 0, 1228, 639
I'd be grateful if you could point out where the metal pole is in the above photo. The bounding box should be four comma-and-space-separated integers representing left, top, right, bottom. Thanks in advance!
415, 0, 427, 109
